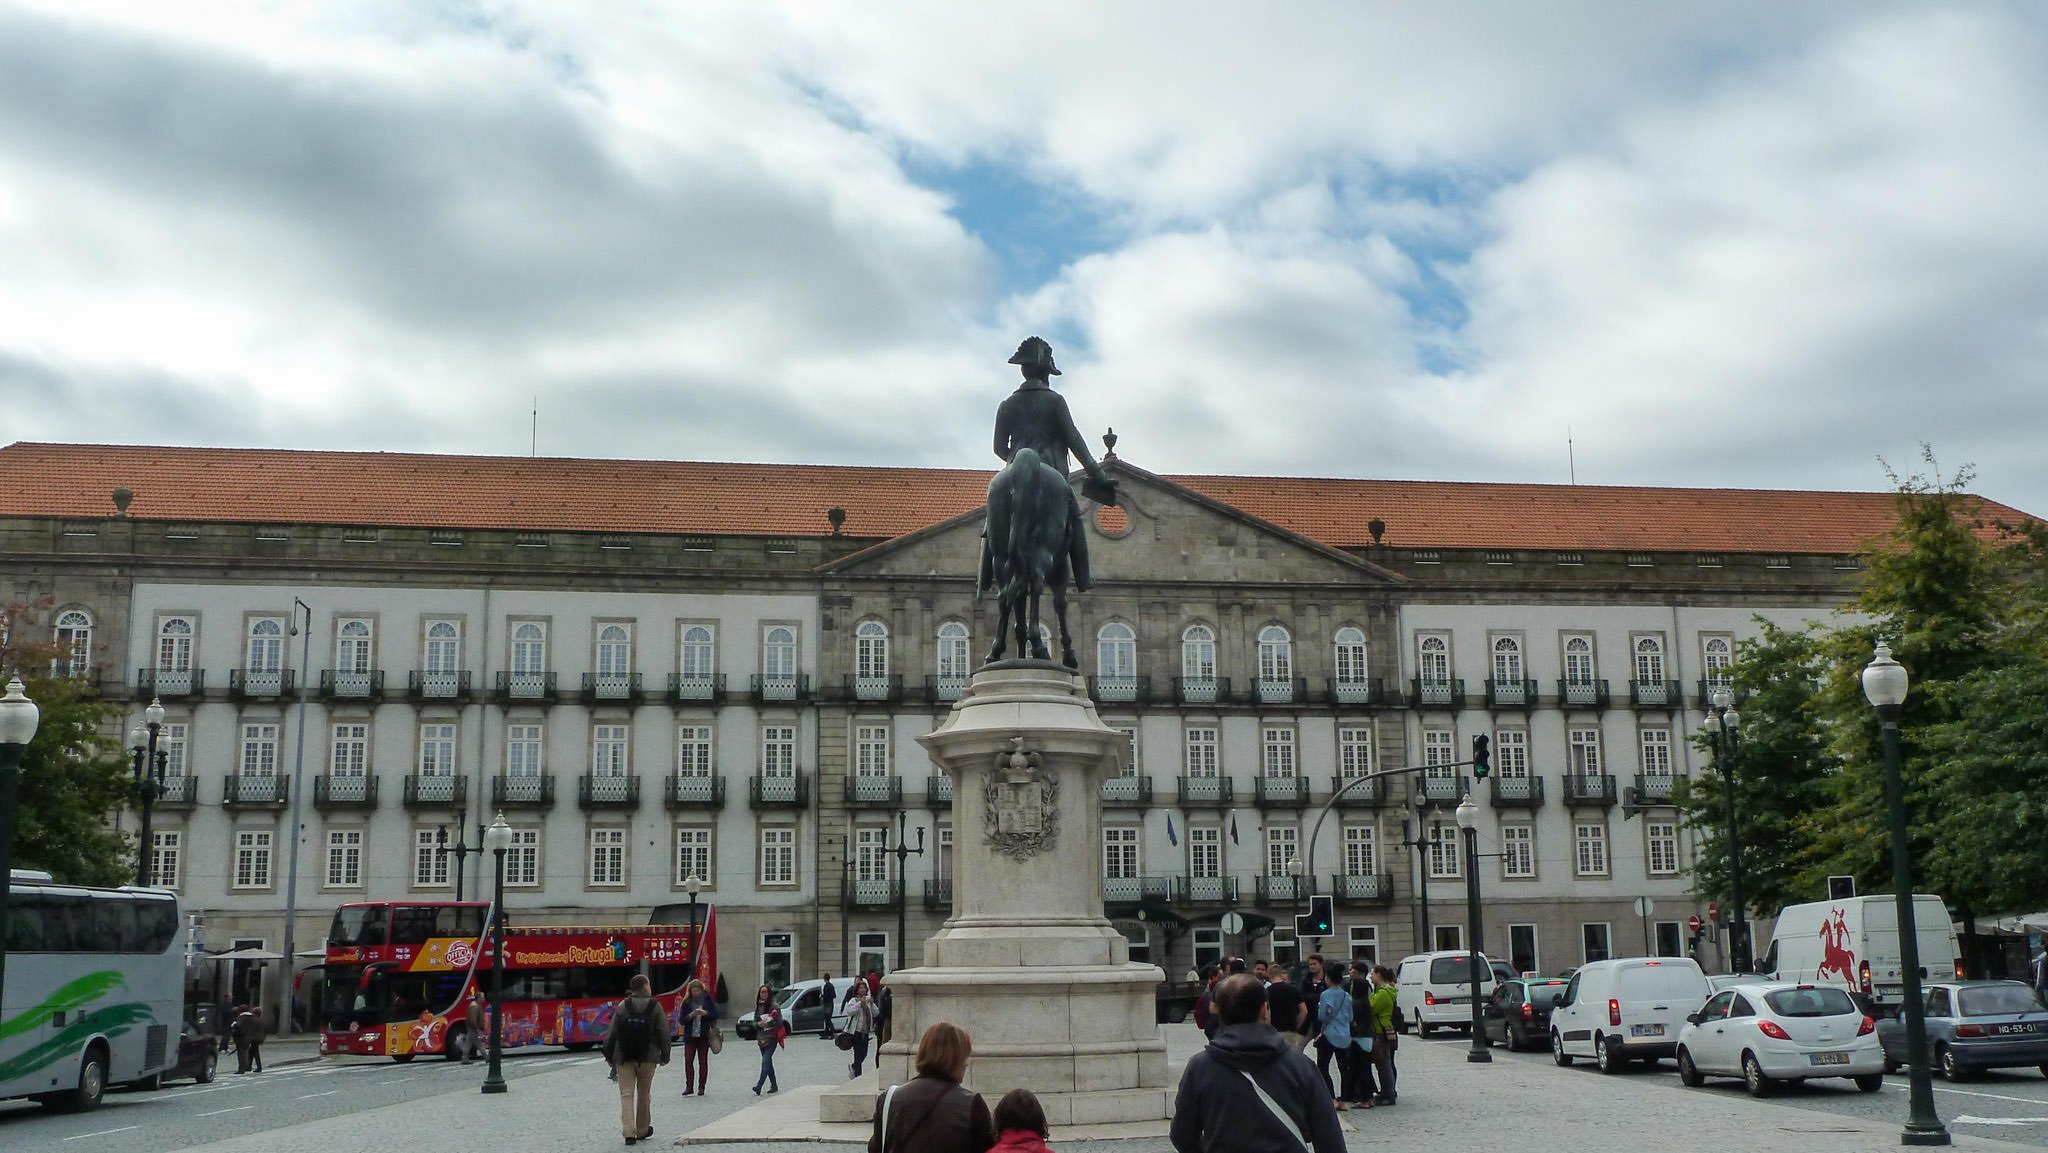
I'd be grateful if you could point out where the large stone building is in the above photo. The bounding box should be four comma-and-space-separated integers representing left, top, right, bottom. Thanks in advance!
4, 441, 2021, 1008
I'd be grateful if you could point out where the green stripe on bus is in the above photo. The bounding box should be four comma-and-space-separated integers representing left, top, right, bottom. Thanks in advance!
0, 972, 130, 1044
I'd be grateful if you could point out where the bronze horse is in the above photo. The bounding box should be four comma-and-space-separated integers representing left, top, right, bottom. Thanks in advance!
978, 447, 1077, 667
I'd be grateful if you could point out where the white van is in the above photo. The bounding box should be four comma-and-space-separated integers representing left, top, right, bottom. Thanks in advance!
1395, 950, 1496, 1036
1762, 895, 1959, 1009
1550, 956, 1712, 1072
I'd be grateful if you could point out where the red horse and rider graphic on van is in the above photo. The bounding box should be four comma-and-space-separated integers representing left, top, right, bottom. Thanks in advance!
1815, 907, 1857, 983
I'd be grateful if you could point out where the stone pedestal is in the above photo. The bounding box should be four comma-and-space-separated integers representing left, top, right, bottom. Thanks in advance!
818, 662, 1173, 1125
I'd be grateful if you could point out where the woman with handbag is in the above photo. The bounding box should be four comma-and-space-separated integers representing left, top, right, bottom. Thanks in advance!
846, 979, 877, 1078
867, 1022, 995, 1153
751, 984, 784, 1095
677, 979, 717, 1096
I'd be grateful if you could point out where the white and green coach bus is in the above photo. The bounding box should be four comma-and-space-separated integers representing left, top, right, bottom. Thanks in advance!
1, 871, 184, 1111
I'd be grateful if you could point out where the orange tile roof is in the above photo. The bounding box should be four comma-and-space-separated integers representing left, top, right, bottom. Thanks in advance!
0, 442, 2031, 556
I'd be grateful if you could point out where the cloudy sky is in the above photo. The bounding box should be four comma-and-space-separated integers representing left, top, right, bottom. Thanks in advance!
2, 1, 2044, 513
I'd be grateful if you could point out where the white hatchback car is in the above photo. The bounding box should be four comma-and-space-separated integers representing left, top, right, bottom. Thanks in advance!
1675, 982, 1885, 1097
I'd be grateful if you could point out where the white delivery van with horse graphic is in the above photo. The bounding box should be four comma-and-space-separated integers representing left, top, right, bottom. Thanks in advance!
1762, 895, 1961, 1010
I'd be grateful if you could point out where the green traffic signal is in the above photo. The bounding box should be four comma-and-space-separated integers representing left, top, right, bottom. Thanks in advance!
1310, 894, 1333, 936
1472, 734, 1492, 779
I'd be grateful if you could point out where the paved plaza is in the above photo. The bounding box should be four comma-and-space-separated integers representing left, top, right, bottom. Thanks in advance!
8, 1023, 2048, 1153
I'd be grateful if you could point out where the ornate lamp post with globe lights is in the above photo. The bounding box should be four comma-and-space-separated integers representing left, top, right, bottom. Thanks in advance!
1862, 643, 1949, 1147
129, 696, 168, 885
1702, 688, 1750, 973
481, 813, 513, 1095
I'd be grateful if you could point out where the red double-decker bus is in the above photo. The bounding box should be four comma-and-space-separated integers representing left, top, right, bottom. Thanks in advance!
317, 900, 716, 1062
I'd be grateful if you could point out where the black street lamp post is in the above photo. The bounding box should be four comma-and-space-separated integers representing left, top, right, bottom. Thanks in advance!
883, 811, 926, 973
1703, 689, 1750, 974
1863, 643, 1949, 1147
435, 822, 486, 902
129, 696, 167, 886
1403, 793, 1434, 950
1455, 793, 1492, 1063
0, 675, 44, 1013
481, 812, 512, 1095
682, 874, 704, 983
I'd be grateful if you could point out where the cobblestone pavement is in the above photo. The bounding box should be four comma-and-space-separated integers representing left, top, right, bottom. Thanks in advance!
11, 1024, 2046, 1152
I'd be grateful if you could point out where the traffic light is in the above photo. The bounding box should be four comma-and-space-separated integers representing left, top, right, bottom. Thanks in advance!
1294, 894, 1334, 939
1471, 734, 1491, 779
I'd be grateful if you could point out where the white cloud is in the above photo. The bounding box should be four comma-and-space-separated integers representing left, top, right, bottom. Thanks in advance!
0, 1, 2044, 517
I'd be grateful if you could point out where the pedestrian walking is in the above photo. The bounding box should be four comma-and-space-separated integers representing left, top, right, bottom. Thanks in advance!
750, 984, 785, 1095
1169, 974, 1344, 1153
820, 972, 837, 1037
846, 979, 876, 1078
989, 1088, 1058, 1153
1369, 964, 1399, 1106
231, 1005, 264, 1074
677, 979, 717, 1096
602, 973, 673, 1146
464, 994, 485, 1064
1313, 972, 1353, 1109
2031, 942, 2048, 1000
866, 1022, 995, 1153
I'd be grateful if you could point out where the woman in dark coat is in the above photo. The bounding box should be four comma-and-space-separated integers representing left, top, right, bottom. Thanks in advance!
867, 1022, 995, 1153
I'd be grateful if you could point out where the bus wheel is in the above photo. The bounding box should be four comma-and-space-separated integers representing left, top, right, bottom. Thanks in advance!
443, 1027, 469, 1062
59, 1045, 108, 1111
391, 1052, 417, 1064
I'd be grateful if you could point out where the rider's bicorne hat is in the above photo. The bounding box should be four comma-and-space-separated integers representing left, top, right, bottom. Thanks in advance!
1007, 336, 1061, 376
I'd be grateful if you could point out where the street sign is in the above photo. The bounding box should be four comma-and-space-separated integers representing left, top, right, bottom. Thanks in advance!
1219, 911, 1245, 935
1633, 896, 1655, 917
1687, 914, 1703, 935
1707, 900, 1720, 920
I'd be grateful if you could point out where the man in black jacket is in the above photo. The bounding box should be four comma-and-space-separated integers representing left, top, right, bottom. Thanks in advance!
1170, 975, 1344, 1153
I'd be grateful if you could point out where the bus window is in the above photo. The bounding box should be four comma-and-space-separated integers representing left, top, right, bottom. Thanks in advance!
136, 898, 178, 953
391, 906, 442, 945
648, 963, 688, 995
583, 967, 634, 1000
330, 904, 388, 947
6, 894, 50, 951
95, 900, 138, 952
434, 905, 486, 939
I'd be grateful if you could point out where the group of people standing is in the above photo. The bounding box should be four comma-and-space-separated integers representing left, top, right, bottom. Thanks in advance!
1173, 954, 1400, 1151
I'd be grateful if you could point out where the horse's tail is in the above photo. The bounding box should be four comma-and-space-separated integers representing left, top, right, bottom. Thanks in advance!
1008, 449, 1038, 600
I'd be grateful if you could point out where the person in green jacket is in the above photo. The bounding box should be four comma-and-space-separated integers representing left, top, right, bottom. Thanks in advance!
1368, 965, 1399, 1106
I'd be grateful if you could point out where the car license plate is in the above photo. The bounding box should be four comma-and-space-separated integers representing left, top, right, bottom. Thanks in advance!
1630, 1024, 1664, 1037
1443, 996, 1469, 1005
1809, 1052, 1850, 1066
1992, 1022, 2043, 1035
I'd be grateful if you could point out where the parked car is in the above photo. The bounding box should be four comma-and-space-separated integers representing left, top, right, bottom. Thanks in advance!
163, 1020, 218, 1085
1395, 950, 1497, 1037
1483, 977, 1570, 1052
731, 979, 853, 1041
1707, 973, 1754, 994
1876, 980, 2048, 1080
1763, 895, 1960, 1009
1551, 956, 1712, 1072
1676, 982, 1884, 1097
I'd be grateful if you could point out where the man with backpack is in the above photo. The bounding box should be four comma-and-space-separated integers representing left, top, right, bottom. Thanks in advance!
602, 974, 673, 1145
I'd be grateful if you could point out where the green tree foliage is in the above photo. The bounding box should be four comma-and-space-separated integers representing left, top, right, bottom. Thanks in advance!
1674, 621, 1837, 915
2, 598, 136, 885
1795, 454, 2027, 916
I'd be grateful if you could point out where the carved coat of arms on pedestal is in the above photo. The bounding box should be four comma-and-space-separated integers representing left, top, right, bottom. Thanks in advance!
984, 736, 1060, 860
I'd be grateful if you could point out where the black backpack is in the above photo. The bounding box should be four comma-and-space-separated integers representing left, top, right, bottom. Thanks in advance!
615, 1000, 654, 1061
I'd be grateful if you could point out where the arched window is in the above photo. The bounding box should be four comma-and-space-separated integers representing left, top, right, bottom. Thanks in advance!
1257, 625, 1293, 683
1333, 627, 1368, 685
1634, 635, 1666, 684
763, 626, 797, 679
246, 617, 285, 675
1563, 635, 1595, 684
336, 619, 374, 673
53, 609, 93, 678
1417, 635, 1449, 683
596, 624, 632, 679
1181, 625, 1216, 681
679, 625, 716, 679
854, 620, 889, 680
511, 622, 548, 675
935, 622, 971, 680
424, 620, 461, 676
157, 616, 194, 672
1492, 636, 1523, 682
1097, 622, 1137, 678
1703, 636, 1734, 690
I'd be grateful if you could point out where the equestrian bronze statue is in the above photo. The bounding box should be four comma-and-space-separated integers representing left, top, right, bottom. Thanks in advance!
978, 336, 1117, 668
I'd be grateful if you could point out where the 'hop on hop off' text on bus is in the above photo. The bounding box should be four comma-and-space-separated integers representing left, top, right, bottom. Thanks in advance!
318, 899, 716, 1062
1, 872, 184, 1112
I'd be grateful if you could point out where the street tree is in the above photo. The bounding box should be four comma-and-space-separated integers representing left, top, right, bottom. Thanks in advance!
1, 597, 137, 885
